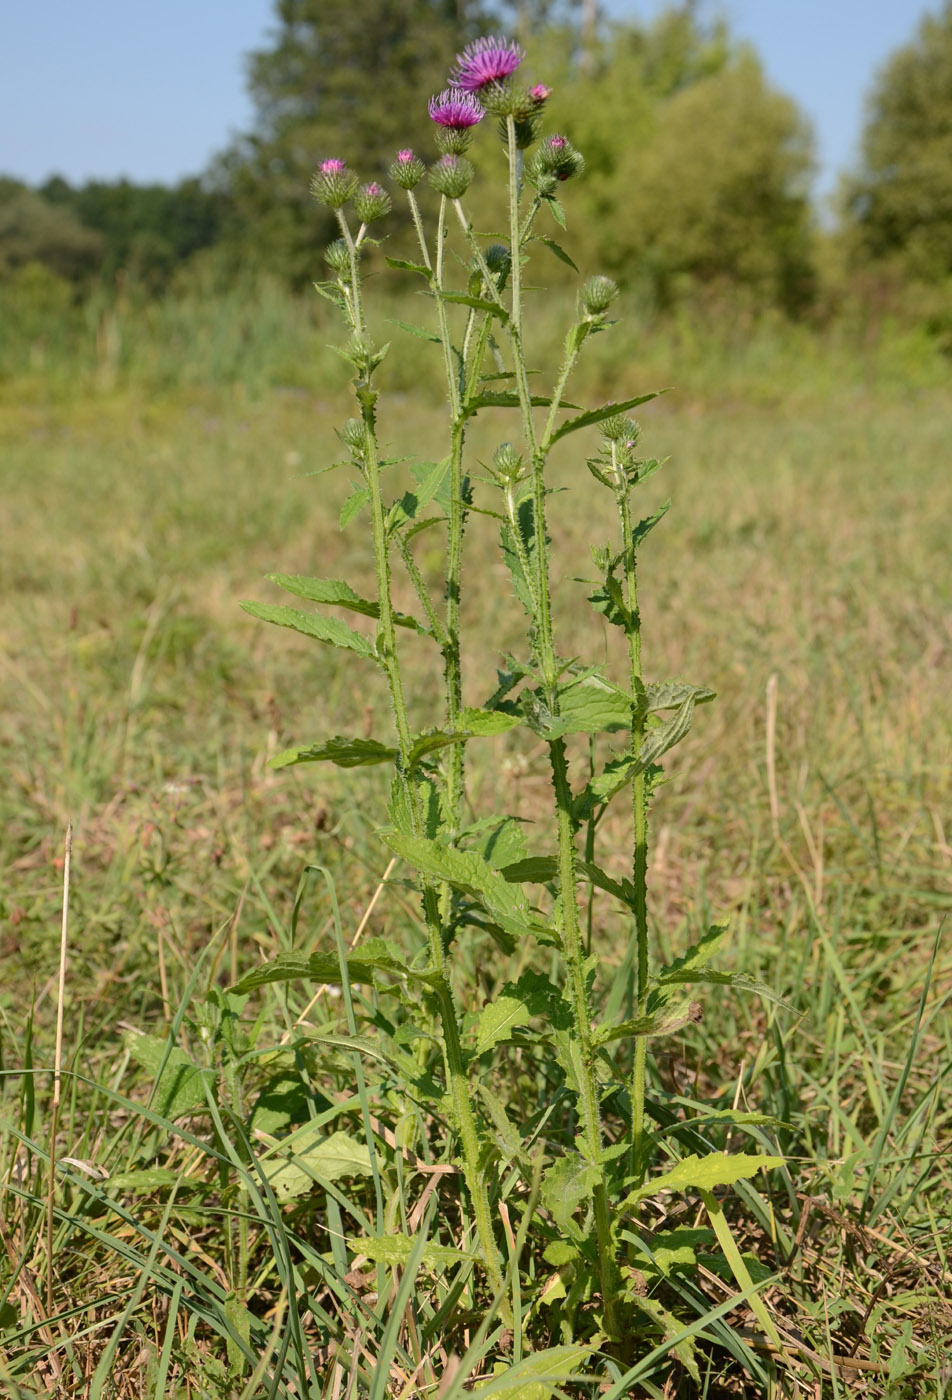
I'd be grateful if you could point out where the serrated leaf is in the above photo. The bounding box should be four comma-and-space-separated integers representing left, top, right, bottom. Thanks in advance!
388, 456, 452, 533
631, 500, 670, 546
477, 1084, 526, 1163
438, 291, 508, 320
121, 1033, 212, 1119
658, 969, 795, 1012
543, 194, 567, 229
626, 1152, 784, 1208
593, 999, 702, 1046
230, 939, 433, 995
339, 485, 370, 528
241, 601, 376, 659
349, 1233, 475, 1269
472, 1346, 594, 1399
554, 674, 632, 735
548, 392, 661, 446
474, 971, 569, 1054
536, 236, 578, 271
457, 707, 522, 736
382, 832, 546, 943
385, 257, 433, 280
576, 692, 701, 816
268, 574, 427, 634
624, 1293, 700, 1383
644, 680, 717, 713
463, 391, 579, 420
270, 736, 397, 770
656, 923, 730, 979
263, 1130, 372, 1200
541, 1153, 602, 1232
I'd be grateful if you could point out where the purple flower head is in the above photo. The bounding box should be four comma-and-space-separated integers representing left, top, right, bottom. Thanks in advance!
549, 135, 568, 150
319, 158, 347, 175
428, 88, 484, 130
396, 149, 415, 163
451, 36, 525, 93
530, 84, 552, 103
312, 158, 359, 208
390, 148, 425, 188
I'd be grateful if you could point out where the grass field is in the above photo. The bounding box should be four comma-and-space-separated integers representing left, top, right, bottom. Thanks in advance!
1, 293, 951, 1396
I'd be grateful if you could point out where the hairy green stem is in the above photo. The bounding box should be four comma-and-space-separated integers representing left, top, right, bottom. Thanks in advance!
618, 470, 650, 1185
344, 228, 506, 1304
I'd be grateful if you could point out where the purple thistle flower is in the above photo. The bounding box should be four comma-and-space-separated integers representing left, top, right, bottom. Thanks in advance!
428, 88, 484, 130
451, 36, 525, 94
319, 158, 347, 175
396, 149, 415, 163
549, 135, 567, 150
530, 84, 552, 103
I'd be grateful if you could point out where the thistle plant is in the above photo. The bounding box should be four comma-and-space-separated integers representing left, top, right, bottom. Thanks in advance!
240, 33, 785, 1366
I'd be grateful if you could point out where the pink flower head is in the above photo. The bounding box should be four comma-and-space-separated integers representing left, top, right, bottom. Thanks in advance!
530, 84, 552, 103
396, 149, 415, 163
549, 135, 568, 150
428, 88, 484, 129
319, 158, 347, 175
451, 36, 525, 93
364, 181, 383, 196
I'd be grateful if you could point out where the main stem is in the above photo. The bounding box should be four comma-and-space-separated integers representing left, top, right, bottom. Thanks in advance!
618, 480, 650, 1184
346, 238, 505, 1305
503, 120, 621, 1337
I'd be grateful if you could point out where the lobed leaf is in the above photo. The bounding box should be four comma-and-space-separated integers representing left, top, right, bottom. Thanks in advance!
349, 1233, 475, 1269
625, 1151, 784, 1208
548, 392, 661, 446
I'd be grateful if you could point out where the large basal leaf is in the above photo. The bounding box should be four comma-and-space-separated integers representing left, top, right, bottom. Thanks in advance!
471, 1346, 595, 1399
270, 736, 397, 770
230, 939, 434, 995
121, 1032, 212, 1119
382, 832, 547, 943
541, 1152, 602, 1233
240, 601, 376, 660
348, 1233, 475, 1269
548, 392, 661, 446
262, 1129, 372, 1200
268, 573, 427, 634
474, 970, 569, 1055
625, 1151, 784, 1209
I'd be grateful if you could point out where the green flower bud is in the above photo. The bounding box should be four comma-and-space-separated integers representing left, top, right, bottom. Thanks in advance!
428, 154, 475, 199
601, 416, 640, 446
480, 79, 524, 119
353, 181, 391, 224
527, 135, 585, 186
492, 442, 526, 484
582, 275, 619, 315
324, 239, 351, 273
339, 418, 365, 450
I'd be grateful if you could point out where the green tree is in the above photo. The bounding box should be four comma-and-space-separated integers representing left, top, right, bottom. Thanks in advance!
845, 1, 952, 280
0, 180, 104, 281
545, 14, 815, 311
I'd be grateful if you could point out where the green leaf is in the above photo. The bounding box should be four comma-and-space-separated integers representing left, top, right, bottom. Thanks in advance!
268, 573, 427, 633
388, 456, 452, 533
241, 601, 376, 660
349, 1233, 475, 1269
381, 832, 547, 943
644, 681, 717, 713
471, 1346, 594, 1399
384, 258, 433, 280
593, 999, 703, 1046
262, 1129, 372, 1200
631, 500, 670, 546
340, 486, 370, 528
477, 1084, 527, 1164
541, 1153, 602, 1233
548, 392, 661, 446
553, 674, 633, 736
121, 1033, 211, 1119
437, 291, 509, 321
542, 194, 567, 229
230, 939, 434, 995
270, 736, 397, 770
463, 390, 579, 420
658, 969, 795, 1012
106, 1168, 192, 1193
577, 691, 702, 816
457, 706, 522, 737
474, 971, 569, 1055
624, 1293, 700, 1384
501, 854, 633, 910
625, 1152, 784, 1208
656, 923, 730, 979
535, 236, 579, 271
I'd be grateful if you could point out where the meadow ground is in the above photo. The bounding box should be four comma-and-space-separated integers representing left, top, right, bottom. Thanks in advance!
1, 294, 950, 1396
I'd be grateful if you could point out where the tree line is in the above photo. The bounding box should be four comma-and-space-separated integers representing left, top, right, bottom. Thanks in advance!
2, 0, 952, 319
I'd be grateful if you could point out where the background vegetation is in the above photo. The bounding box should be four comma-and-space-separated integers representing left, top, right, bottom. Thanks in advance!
1, 1, 951, 1395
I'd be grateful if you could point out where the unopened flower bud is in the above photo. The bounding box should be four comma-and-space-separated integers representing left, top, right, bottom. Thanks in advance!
353, 181, 391, 224
339, 418, 365, 449
483, 243, 511, 280
324, 239, 350, 273
528, 134, 585, 185
390, 149, 425, 189
601, 416, 640, 446
492, 442, 525, 483
428, 153, 475, 199
582, 275, 619, 315
311, 158, 359, 209
530, 84, 552, 105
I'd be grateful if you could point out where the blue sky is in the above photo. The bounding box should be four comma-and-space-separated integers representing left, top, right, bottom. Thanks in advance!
0, 1, 934, 205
